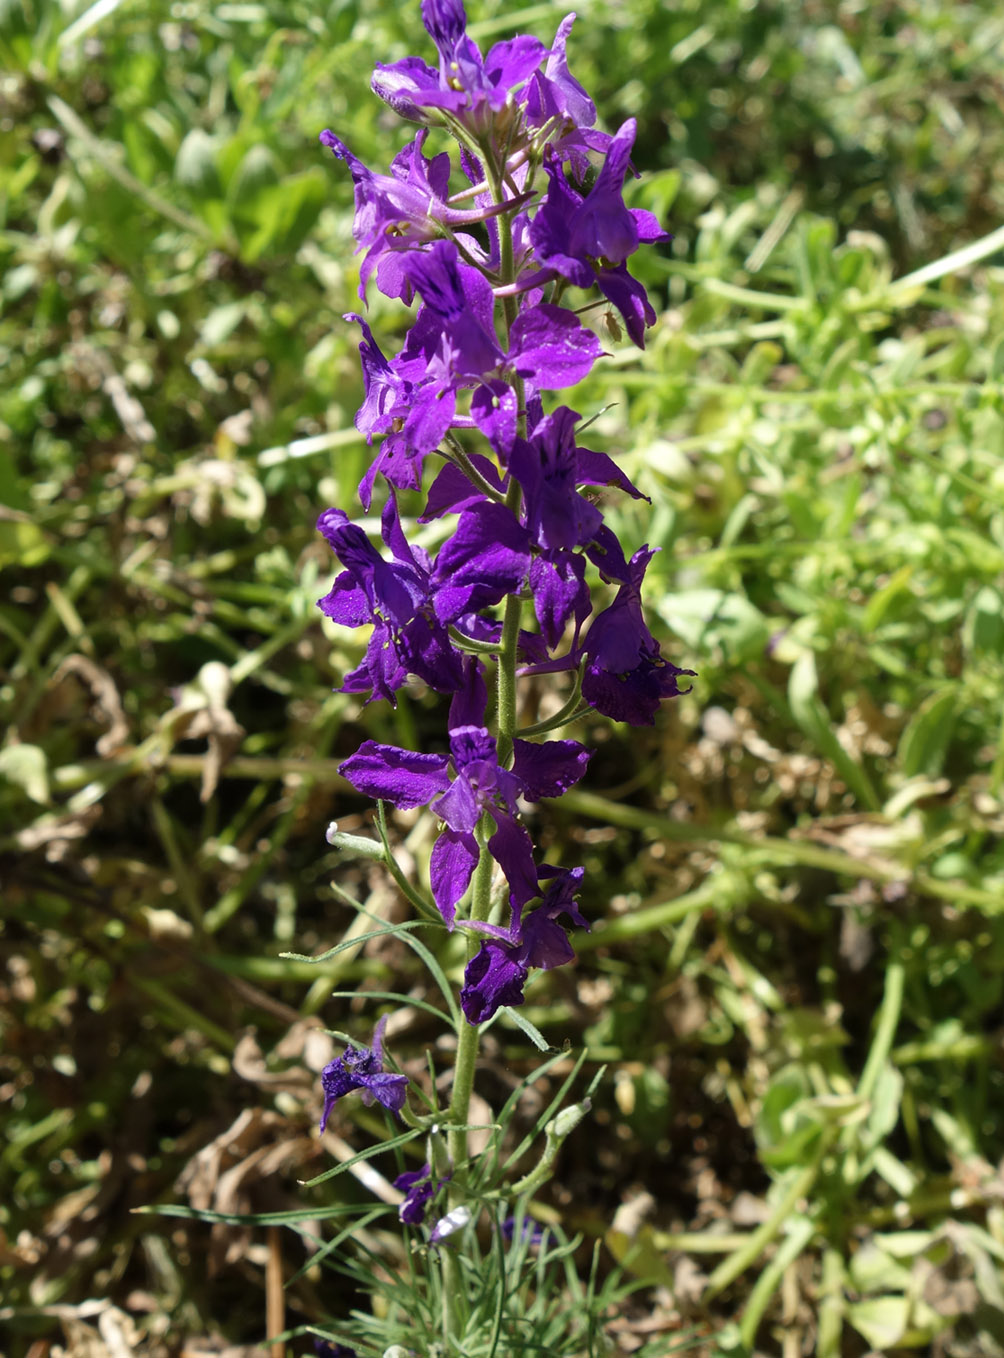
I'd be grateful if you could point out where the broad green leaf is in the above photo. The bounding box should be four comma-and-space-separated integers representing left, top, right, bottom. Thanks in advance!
0, 743, 50, 803
788, 651, 880, 809
847, 1295, 946, 1349
175, 129, 222, 199
897, 686, 958, 778
656, 588, 770, 665
964, 584, 1004, 657
239, 169, 327, 261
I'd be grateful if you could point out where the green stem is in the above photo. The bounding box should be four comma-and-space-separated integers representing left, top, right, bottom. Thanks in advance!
441, 133, 527, 1354
447, 836, 496, 1175
705, 1127, 835, 1298
515, 667, 584, 737
444, 435, 508, 504
739, 1213, 815, 1349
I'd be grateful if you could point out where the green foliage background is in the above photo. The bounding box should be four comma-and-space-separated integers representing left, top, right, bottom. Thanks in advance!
3, 0, 1004, 1353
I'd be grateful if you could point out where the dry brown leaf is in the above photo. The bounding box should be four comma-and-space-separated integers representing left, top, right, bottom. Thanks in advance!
18, 805, 102, 857
158, 662, 245, 801
51, 655, 130, 758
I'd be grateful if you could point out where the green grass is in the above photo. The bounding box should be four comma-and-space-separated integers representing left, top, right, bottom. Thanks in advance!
3, 0, 1004, 1354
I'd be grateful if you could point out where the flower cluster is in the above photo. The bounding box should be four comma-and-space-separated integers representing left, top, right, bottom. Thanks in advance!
315, 0, 692, 1123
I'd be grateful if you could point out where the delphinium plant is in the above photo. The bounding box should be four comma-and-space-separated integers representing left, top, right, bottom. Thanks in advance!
293, 2, 692, 1352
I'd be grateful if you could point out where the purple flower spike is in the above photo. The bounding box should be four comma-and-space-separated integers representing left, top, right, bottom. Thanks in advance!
319, 1016, 409, 1131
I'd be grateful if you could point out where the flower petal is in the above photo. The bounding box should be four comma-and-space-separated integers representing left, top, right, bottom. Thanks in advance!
340, 742, 450, 808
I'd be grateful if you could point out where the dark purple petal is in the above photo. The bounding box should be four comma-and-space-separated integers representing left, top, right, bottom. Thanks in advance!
448, 658, 489, 730
528, 552, 590, 648
421, 456, 503, 519
584, 522, 632, 584
488, 815, 539, 907
394, 1161, 449, 1225
340, 742, 450, 808
480, 35, 548, 109
360, 1071, 410, 1115
396, 616, 466, 694
512, 738, 592, 800
519, 905, 578, 970
448, 722, 496, 770
317, 572, 369, 628
470, 379, 518, 458
340, 625, 409, 705
404, 241, 502, 378
371, 56, 446, 121
422, 0, 467, 53
432, 502, 531, 623
460, 940, 528, 1023
582, 655, 694, 725
429, 828, 479, 928
596, 265, 656, 349
527, 166, 593, 288
507, 304, 602, 389
431, 772, 481, 835
567, 119, 640, 264
344, 313, 408, 438
575, 447, 649, 500
402, 381, 457, 459
319, 1019, 408, 1129
511, 405, 605, 551
632, 207, 671, 244
523, 13, 595, 130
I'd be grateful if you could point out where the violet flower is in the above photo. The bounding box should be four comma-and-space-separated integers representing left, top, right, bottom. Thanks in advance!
372, 0, 546, 133
460, 865, 590, 1023
320, 129, 521, 302
339, 670, 592, 926
316, 496, 464, 701
394, 1161, 451, 1225
319, 1016, 409, 1131
581, 546, 696, 725
527, 120, 669, 346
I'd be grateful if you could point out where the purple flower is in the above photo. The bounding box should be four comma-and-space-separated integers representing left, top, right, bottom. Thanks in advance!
512, 405, 604, 553
581, 546, 695, 725
403, 241, 504, 381
430, 500, 532, 623
459, 865, 590, 1023
316, 496, 464, 701
393, 1160, 451, 1225
372, 0, 546, 133
500, 1215, 549, 1247
320, 129, 520, 301
403, 240, 603, 395
319, 1016, 409, 1131
339, 671, 592, 926
527, 121, 669, 346
345, 312, 453, 509
523, 13, 594, 133
347, 241, 604, 505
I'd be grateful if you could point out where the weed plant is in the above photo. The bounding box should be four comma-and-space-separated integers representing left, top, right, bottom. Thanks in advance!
3, 0, 1004, 1355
